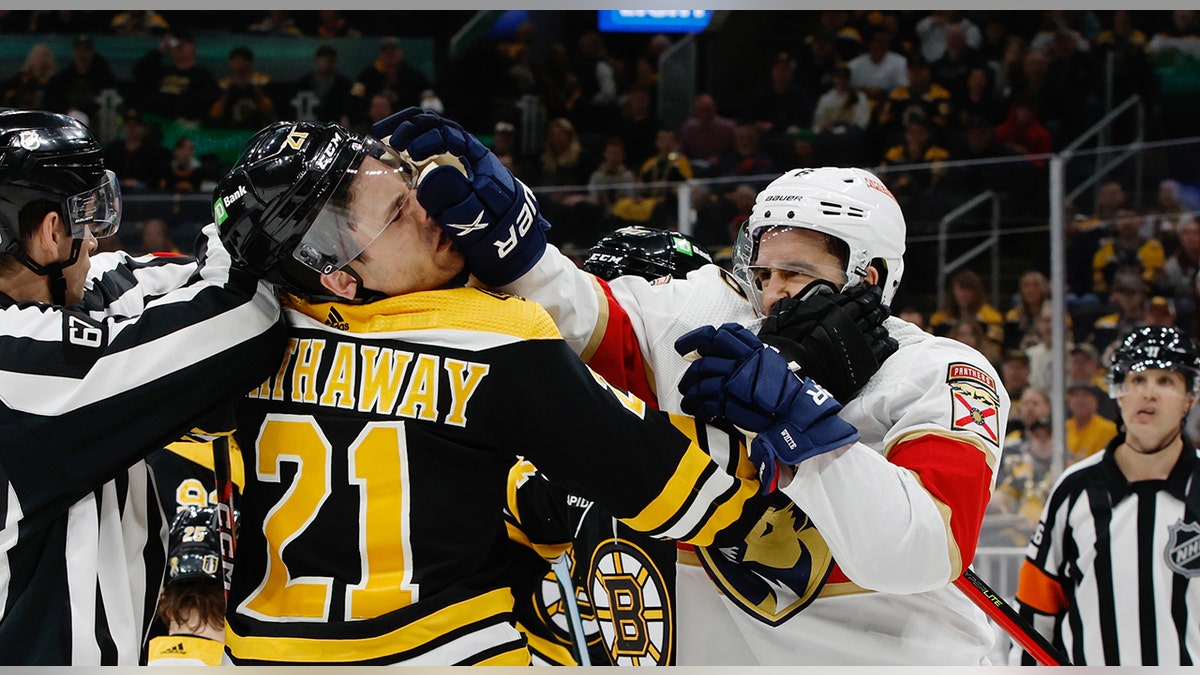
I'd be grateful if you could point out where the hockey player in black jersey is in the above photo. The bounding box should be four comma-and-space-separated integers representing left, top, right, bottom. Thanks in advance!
0, 110, 284, 664
507, 226, 715, 665
211, 121, 816, 665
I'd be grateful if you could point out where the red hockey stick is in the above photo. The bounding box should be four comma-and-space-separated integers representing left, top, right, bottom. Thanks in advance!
954, 568, 1071, 666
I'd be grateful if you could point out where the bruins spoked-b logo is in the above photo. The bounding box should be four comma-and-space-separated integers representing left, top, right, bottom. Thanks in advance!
1166, 520, 1200, 577
589, 539, 672, 666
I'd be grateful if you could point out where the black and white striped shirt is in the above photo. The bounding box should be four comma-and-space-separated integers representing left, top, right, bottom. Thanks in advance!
1012, 434, 1200, 665
0, 224, 284, 664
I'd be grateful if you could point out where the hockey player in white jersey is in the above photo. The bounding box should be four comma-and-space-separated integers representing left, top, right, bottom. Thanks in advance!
372, 108, 1009, 665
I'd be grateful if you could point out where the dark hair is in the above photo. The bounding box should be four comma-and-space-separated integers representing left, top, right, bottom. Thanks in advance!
156, 578, 224, 634
229, 45, 253, 61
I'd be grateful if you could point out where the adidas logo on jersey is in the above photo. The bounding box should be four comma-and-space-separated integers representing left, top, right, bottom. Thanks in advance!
163, 641, 188, 655
325, 307, 349, 331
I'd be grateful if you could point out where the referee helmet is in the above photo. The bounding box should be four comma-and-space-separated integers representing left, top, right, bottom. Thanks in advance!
1108, 326, 1200, 398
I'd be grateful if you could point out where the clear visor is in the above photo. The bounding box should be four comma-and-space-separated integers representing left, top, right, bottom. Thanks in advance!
1110, 365, 1200, 399
732, 221, 851, 315
294, 142, 416, 275
66, 169, 121, 239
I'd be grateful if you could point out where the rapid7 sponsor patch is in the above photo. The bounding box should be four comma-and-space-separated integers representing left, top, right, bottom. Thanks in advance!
946, 362, 1000, 447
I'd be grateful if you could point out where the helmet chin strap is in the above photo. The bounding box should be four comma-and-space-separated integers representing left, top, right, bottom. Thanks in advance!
342, 265, 387, 304
14, 238, 83, 306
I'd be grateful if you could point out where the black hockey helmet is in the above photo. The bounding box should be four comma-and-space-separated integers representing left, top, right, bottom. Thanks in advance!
584, 225, 713, 282
1108, 325, 1200, 397
214, 120, 416, 300
166, 506, 223, 586
0, 110, 120, 301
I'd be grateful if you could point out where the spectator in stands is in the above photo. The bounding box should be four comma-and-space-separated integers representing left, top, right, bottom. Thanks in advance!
953, 65, 1007, 129
1065, 380, 1118, 465
586, 137, 636, 212
110, 9, 169, 35
810, 63, 870, 166
948, 317, 1002, 366
745, 51, 814, 166
983, 414, 1054, 547
1144, 178, 1198, 253
1000, 351, 1033, 415
879, 115, 950, 203
993, 35, 1028, 101
287, 44, 353, 125
1146, 9, 1200, 59
1008, 49, 1052, 126
1007, 384, 1053, 443
160, 136, 209, 194
1027, 299, 1056, 389
638, 127, 692, 203
132, 31, 220, 125
847, 26, 908, 107
246, 10, 304, 37
1092, 207, 1165, 295
1066, 182, 1125, 313
875, 54, 953, 137
915, 11, 982, 64
930, 23, 987, 100
819, 9, 865, 61
1068, 342, 1119, 421
349, 37, 432, 126
209, 46, 275, 130
314, 10, 360, 38
103, 107, 169, 194
139, 218, 180, 256
571, 31, 621, 135
795, 30, 842, 97
715, 122, 777, 182
614, 86, 658, 171
1156, 217, 1200, 333
43, 35, 116, 123
929, 268, 1005, 357
897, 305, 927, 330
678, 92, 736, 176
1042, 27, 1101, 148
490, 121, 533, 183
1094, 10, 1156, 122
539, 42, 582, 123
537, 116, 589, 187
1004, 269, 1052, 356
1, 43, 55, 111
994, 95, 1052, 169
1090, 268, 1152, 355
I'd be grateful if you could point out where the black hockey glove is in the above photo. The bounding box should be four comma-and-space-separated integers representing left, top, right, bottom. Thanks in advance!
757, 281, 899, 402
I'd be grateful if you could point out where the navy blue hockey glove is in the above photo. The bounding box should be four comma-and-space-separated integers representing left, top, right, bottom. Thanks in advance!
676, 323, 860, 493
372, 107, 550, 287
758, 281, 898, 402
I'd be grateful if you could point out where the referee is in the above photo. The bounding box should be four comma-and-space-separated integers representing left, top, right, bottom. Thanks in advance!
1011, 325, 1200, 665
0, 110, 285, 664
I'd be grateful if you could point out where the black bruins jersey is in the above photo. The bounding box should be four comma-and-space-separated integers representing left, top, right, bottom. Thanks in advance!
147, 436, 246, 518
224, 288, 763, 665
506, 459, 681, 665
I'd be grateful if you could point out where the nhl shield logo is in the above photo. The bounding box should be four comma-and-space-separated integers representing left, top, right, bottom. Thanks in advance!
1165, 520, 1200, 577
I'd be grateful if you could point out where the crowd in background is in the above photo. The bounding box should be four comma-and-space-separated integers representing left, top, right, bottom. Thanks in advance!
3, 9, 1200, 545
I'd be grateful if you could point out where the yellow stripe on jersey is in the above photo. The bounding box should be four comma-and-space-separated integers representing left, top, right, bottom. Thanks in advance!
519, 623, 578, 666
285, 288, 562, 341
225, 587, 516, 663
579, 275, 611, 363
164, 437, 246, 490
622, 414, 758, 546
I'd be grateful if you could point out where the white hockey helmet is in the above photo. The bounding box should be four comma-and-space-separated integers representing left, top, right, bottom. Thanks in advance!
733, 167, 906, 313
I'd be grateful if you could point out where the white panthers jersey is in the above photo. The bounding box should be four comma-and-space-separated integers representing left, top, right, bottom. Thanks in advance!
502, 246, 1010, 665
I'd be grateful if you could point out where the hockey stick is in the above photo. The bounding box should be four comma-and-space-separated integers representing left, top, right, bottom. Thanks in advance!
550, 554, 592, 666
212, 434, 238, 601
954, 568, 1070, 666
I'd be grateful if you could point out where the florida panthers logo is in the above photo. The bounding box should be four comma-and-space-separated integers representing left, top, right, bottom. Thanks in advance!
589, 539, 672, 665
947, 362, 1001, 447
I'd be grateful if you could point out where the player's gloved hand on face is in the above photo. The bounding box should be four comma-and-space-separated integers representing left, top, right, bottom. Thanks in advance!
758, 280, 899, 402
675, 323, 860, 493
370, 107, 550, 287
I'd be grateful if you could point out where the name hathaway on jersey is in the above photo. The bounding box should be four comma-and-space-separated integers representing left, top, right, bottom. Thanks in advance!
246, 337, 490, 426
